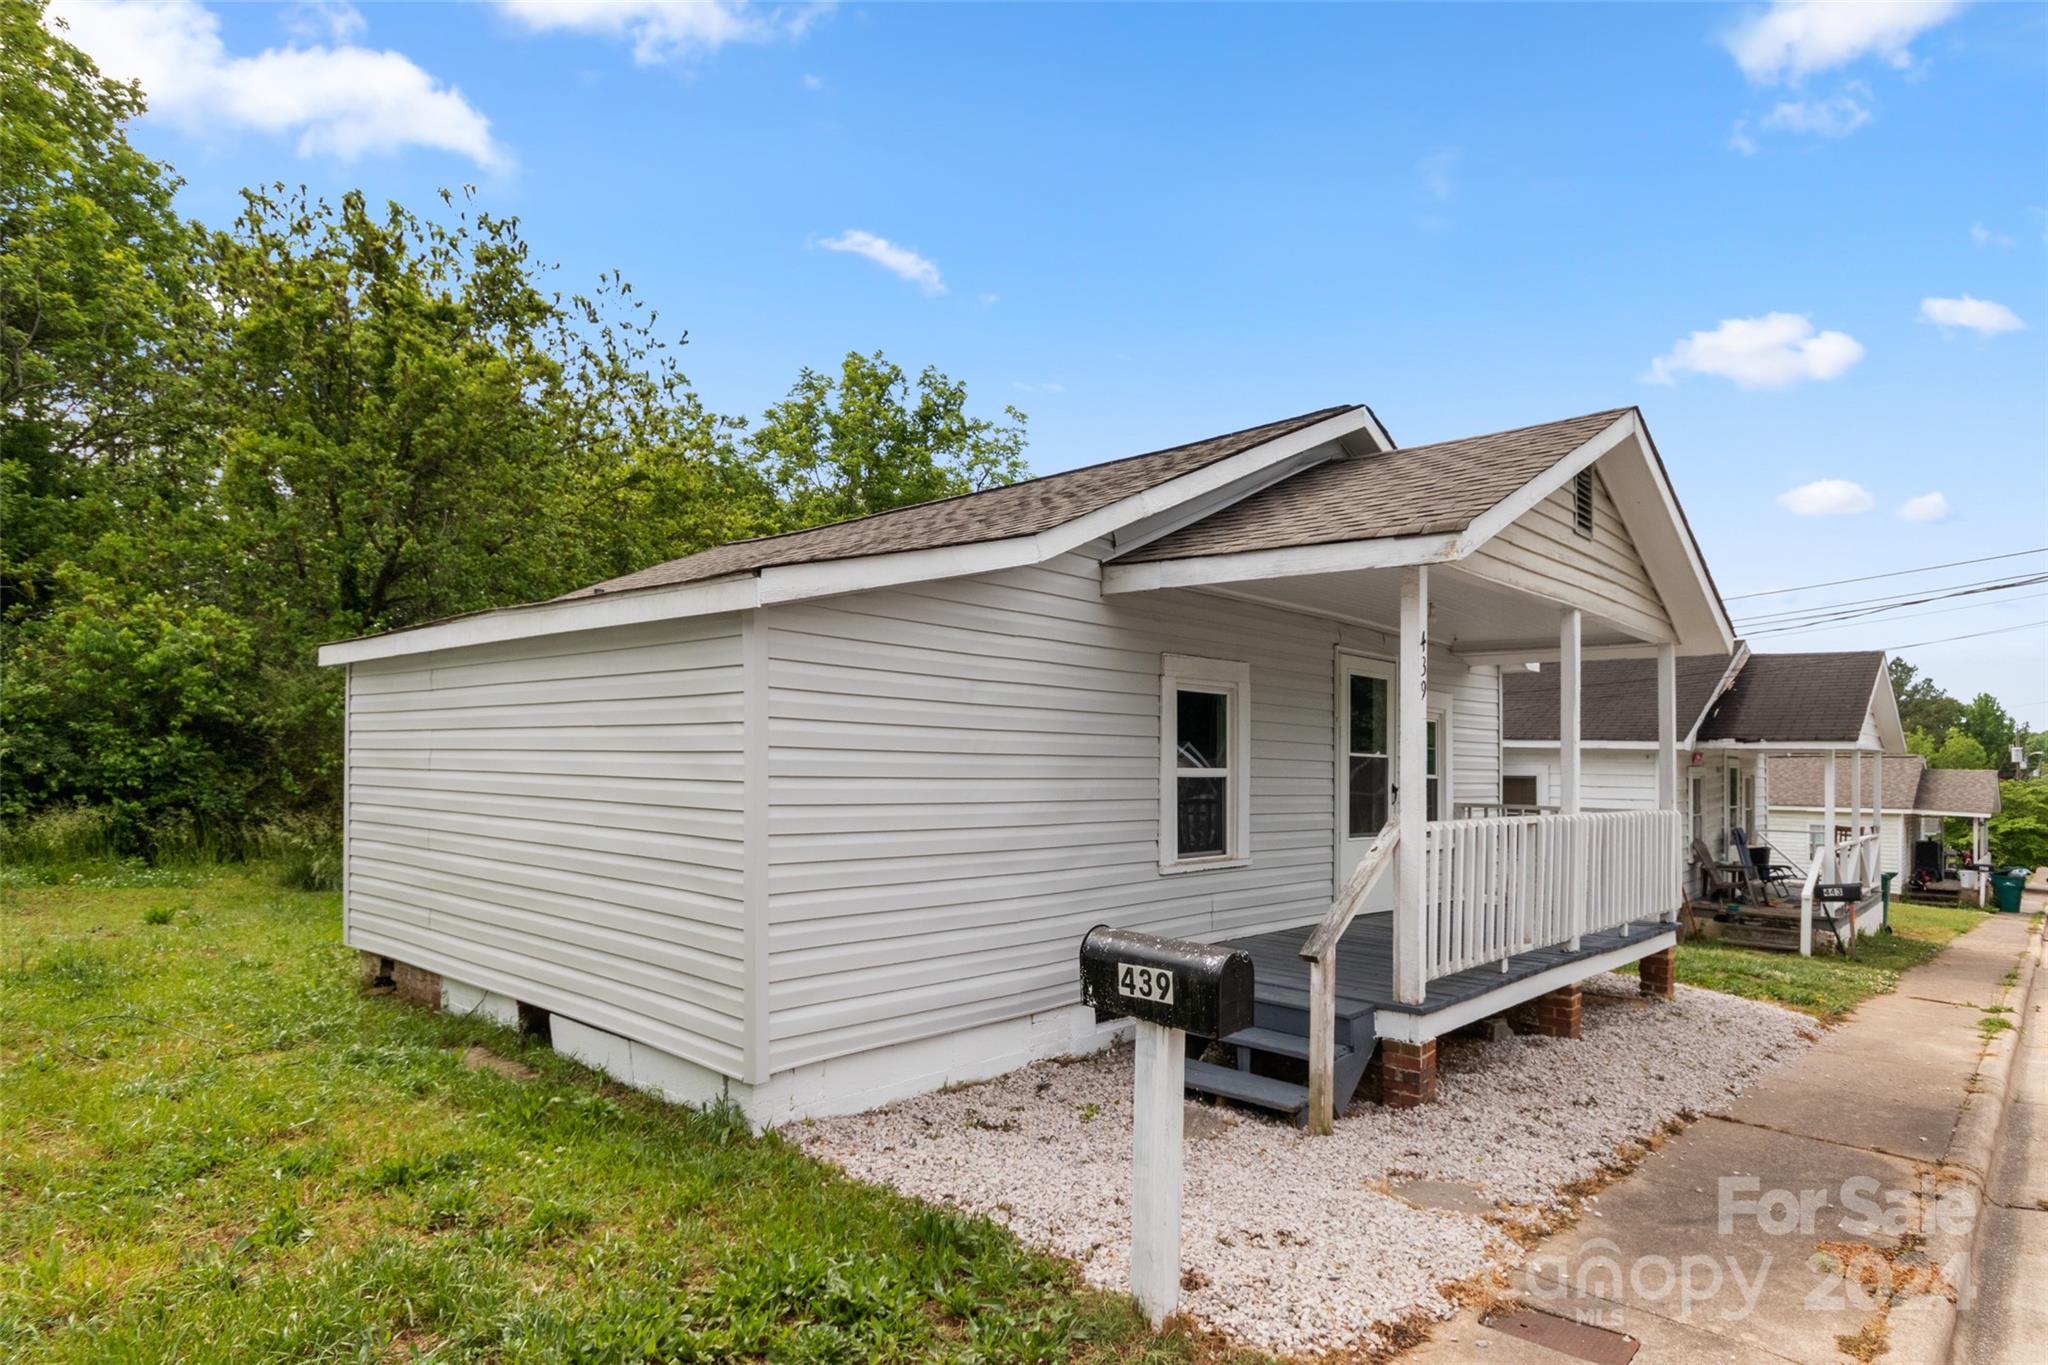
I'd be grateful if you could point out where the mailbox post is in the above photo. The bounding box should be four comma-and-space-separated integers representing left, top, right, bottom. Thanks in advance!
1078, 926, 1253, 1326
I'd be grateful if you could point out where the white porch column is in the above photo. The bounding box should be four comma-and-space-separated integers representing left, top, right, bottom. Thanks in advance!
1393, 566, 1429, 1005
1850, 751, 1863, 839
1805, 750, 1836, 958
1656, 644, 1679, 922
1976, 819, 1989, 908
1873, 749, 1885, 878
1655, 644, 1677, 812
1560, 608, 1583, 949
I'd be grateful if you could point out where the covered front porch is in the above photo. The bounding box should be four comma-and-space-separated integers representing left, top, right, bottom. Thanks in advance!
1102, 409, 1732, 1128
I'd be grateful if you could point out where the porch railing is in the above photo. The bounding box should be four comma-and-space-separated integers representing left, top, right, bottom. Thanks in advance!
1421, 810, 1685, 982
1298, 805, 1682, 1134
1798, 830, 1881, 955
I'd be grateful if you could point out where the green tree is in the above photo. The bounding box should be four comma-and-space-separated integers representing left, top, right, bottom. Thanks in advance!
1956, 692, 2017, 773
1990, 779, 2048, 869
0, 569, 268, 840
1, 0, 202, 617
1888, 658, 1963, 745
1932, 730, 1991, 771
1905, 728, 1938, 760
749, 350, 1028, 528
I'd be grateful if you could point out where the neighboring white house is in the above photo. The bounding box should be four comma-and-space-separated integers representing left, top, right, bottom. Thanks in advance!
1503, 647, 1907, 951
1762, 755, 2003, 904
321, 403, 1732, 1126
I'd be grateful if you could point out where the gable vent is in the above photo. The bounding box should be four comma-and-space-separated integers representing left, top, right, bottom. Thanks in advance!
1572, 468, 1595, 538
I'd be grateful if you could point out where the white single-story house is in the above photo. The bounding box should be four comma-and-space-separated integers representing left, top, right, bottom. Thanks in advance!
1502, 647, 1906, 951
1762, 755, 2003, 906
320, 403, 1733, 1127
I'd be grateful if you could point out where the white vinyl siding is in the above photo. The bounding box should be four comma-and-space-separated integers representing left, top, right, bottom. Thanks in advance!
1764, 809, 1910, 882
1500, 746, 1663, 812
344, 615, 748, 1076
1462, 468, 1673, 643
759, 551, 1499, 1072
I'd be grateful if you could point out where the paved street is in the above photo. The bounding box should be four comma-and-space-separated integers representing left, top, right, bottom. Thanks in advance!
1407, 904, 2043, 1365
1951, 876, 2048, 1365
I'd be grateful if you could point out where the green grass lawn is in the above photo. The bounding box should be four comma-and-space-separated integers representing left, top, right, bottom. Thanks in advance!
1653, 902, 1986, 1022
0, 869, 1255, 1364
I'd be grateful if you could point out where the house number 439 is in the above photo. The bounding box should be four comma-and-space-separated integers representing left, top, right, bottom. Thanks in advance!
1116, 962, 1174, 1004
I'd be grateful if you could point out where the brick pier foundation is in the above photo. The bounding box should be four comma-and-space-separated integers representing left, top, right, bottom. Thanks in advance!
1379, 1039, 1437, 1107
1639, 946, 1677, 1000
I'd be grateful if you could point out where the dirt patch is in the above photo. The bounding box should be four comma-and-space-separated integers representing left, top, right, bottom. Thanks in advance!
459, 1046, 535, 1081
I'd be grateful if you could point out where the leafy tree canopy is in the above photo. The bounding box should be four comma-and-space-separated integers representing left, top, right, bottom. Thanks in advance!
1991, 779, 2048, 869
0, 4, 1032, 853
750, 350, 1028, 528
1931, 730, 1991, 771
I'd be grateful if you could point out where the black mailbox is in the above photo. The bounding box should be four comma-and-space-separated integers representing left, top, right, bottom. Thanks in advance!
1078, 926, 1254, 1036
1815, 883, 1863, 903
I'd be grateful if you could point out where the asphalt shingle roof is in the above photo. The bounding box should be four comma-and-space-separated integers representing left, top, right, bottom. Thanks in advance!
1502, 654, 1735, 743
562, 405, 1364, 599
1768, 754, 1927, 811
1694, 652, 1886, 745
1766, 755, 2000, 818
1911, 767, 2003, 818
1113, 408, 1632, 563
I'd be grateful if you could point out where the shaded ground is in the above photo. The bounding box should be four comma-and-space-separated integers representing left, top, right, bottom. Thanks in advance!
0, 870, 1255, 1363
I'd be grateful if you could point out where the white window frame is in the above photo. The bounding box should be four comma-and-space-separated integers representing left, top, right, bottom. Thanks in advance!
1160, 654, 1252, 873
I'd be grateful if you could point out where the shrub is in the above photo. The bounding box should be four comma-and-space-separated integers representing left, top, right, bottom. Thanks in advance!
0, 804, 119, 865
257, 813, 342, 892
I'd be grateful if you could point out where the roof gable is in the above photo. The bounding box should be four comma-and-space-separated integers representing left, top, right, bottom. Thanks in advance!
1696, 652, 1886, 745
1115, 409, 1630, 562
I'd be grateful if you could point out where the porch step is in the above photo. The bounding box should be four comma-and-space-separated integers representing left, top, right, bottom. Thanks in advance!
1182, 1059, 1310, 1124
1219, 1026, 1353, 1064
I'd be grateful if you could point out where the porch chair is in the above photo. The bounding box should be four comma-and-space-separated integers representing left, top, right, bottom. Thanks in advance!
1728, 828, 1797, 904
1690, 838, 1750, 907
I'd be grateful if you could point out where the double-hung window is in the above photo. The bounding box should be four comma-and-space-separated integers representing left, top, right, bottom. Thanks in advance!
1160, 655, 1251, 871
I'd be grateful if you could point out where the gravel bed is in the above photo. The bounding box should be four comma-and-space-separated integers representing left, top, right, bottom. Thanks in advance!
790, 975, 1814, 1357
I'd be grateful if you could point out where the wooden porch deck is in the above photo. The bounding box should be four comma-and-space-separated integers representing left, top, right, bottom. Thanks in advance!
1217, 913, 1676, 1022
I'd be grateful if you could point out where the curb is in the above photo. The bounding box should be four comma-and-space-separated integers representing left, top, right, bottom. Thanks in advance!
1946, 911, 2045, 1363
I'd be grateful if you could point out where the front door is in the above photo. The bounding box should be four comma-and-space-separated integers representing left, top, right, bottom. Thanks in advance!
1337, 657, 1448, 909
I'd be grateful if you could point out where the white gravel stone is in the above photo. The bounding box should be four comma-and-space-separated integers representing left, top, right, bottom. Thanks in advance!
789, 975, 1813, 1356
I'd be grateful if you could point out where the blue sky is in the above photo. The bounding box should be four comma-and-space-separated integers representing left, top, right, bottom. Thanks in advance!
52, 1, 2048, 725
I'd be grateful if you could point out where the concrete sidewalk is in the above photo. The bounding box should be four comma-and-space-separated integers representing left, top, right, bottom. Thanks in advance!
1404, 907, 2042, 1365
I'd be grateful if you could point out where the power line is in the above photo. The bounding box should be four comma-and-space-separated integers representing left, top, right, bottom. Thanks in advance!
1884, 619, 2048, 651
1732, 571, 2048, 625
1724, 547, 2048, 602
1744, 590, 2048, 638
1735, 574, 2048, 631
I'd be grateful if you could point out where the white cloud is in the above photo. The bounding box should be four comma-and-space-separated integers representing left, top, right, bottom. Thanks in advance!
1729, 120, 1759, 155
1778, 479, 1876, 516
1897, 491, 1952, 522
1723, 1, 1963, 84
493, 1, 826, 64
48, 0, 501, 166
817, 230, 945, 296
1011, 381, 1064, 395
800, 72, 824, 91
1643, 312, 1865, 388
284, 0, 364, 43
1759, 92, 1871, 137
1970, 222, 2015, 248
1418, 147, 1459, 201
1919, 294, 2026, 335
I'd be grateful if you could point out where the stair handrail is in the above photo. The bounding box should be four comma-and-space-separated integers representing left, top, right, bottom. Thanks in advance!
1301, 797, 1401, 962
1298, 798, 1400, 1135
